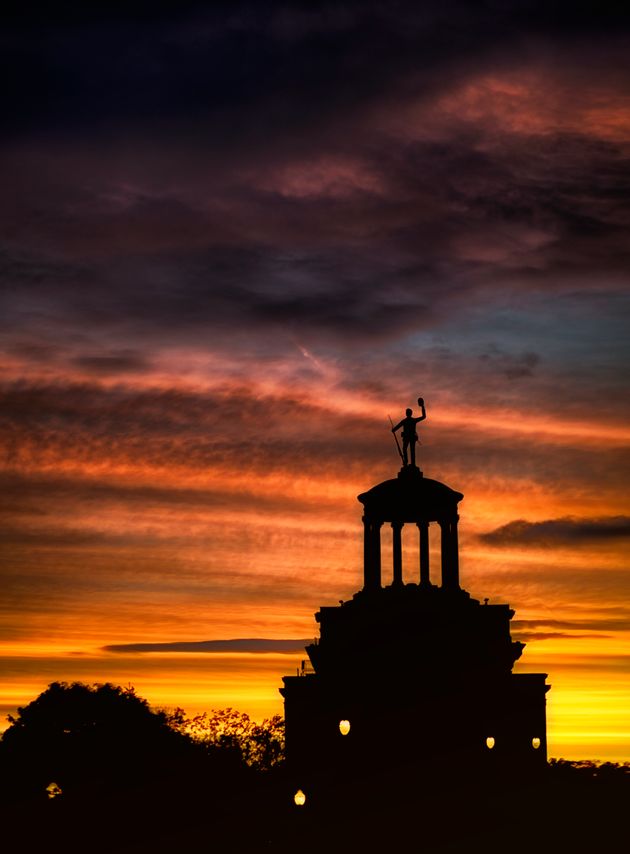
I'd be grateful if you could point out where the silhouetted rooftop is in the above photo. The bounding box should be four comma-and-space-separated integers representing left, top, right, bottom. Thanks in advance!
358, 466, 463, 521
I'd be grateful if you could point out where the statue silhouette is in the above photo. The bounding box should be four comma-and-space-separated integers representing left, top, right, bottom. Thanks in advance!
391, 397, 426, 467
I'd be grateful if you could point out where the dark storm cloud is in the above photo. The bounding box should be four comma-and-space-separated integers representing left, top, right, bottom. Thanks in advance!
0, 233, 441, 347
105, 243, 441, 341
2, 2, 630, 351
3, 133, 629, 347
0, 3, 531, 134
72, 350, 151, 374
478, 346, 540, 380
480, 516, 630, 546
4, 1, 630, 136
103, 638, 312, 654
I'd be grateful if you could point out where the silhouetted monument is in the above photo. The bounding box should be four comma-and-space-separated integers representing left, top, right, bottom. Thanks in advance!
391, 396, 426, 467
281, 401, 550, 804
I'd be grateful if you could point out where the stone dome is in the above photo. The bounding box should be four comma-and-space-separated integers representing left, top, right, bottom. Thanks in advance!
357, 467, 463, 522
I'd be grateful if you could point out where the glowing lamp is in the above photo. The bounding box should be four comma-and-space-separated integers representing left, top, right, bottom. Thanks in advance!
46, 782, 63, 800
339, 719, 351, 736
294, 789, 306, 806
532, 737, 541, 749
485, 736, 495, 749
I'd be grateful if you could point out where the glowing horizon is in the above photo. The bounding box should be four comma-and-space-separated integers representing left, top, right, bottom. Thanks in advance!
2, 386, 629, 761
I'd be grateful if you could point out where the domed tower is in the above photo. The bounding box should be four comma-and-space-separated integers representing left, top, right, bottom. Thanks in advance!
280, 418, 550, 799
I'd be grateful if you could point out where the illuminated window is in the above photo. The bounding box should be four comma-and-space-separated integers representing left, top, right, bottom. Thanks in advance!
485, 736, 495, 749
294, 789, 306, 806
532, 737, 541, 749
339, 719, 351, 736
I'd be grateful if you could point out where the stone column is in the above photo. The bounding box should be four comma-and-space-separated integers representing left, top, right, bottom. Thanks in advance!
440, 519, 450, 589
440, 518, 460, 590
372, 520, 382, 589
363, 517, 382, 590
450, 516, 460, 589
363, 517, 373, 589
392, 521, 403, 587
417, 521, 430, 586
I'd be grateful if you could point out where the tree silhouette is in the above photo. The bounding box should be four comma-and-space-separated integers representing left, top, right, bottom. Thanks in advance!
0, 683, 281, 852
180, 706, 285, 770
0, 681, 193, 801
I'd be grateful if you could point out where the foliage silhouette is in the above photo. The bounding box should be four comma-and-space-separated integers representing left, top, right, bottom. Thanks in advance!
548, 757, 630, 781
0, 681, 196, 801
177, 706, 284, 770
0, 682, 285, 851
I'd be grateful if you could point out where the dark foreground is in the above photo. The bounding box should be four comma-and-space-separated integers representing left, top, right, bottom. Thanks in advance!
2, 760, 629, 854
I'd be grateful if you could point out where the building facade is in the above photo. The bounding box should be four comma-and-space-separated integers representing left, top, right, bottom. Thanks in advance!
281, 462, 550, 800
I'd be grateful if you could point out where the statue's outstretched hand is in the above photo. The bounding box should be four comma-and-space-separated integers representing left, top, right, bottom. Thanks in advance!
418, 397, 424, 407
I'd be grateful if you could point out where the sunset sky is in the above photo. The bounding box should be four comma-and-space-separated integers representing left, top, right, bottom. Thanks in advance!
1, 2, 629, 761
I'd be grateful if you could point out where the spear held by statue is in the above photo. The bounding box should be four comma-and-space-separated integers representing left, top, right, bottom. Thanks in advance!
388, 414, 404, 463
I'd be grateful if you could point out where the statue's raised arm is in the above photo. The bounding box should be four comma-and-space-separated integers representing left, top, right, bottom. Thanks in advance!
415, 397, 427, 423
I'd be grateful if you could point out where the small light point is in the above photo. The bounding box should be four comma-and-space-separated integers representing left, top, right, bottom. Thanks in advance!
46, 782, 63, 799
